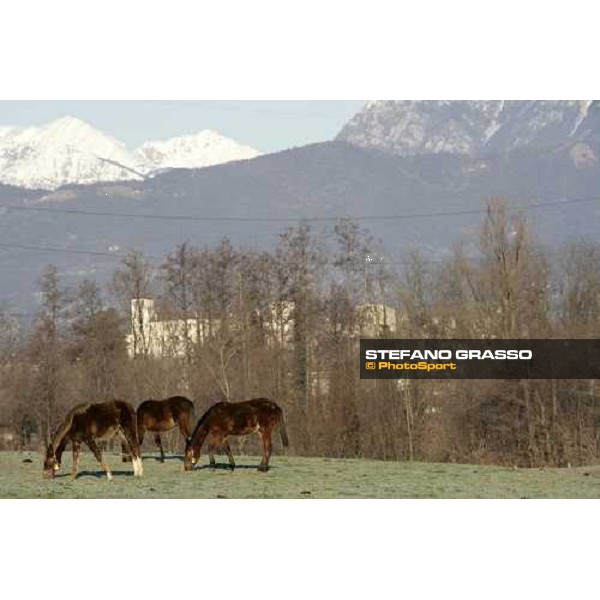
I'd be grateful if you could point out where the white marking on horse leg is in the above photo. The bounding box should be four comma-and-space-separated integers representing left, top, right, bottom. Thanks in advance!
101, 461, 113, 481
132, 457, 143, 477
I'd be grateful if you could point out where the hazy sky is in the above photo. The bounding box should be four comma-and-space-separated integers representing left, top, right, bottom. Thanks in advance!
0, 100, 365, 153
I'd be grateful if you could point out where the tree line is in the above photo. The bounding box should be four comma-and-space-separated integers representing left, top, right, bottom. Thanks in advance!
1, 197, 600, 467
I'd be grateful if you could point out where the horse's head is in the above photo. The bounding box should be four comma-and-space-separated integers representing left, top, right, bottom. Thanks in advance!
43, 444, 59, 479
183, 436, 196, 471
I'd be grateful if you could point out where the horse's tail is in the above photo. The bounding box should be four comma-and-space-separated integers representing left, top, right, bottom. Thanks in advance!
278, 408, 289, 448
116, 402, 138, 451
136, 401, 148, 445
119, 401, 143, 477
121, 401, 141, 461
180, 398, 196, 448
188, 398, 196, 428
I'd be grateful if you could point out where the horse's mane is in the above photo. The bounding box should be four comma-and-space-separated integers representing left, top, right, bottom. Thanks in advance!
190, 403, 222, 442
50, 402, 91, 452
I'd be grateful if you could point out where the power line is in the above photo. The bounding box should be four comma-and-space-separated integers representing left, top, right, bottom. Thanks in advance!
366, 247, 573, 267
0, 311, 36, 318
0, 239, 581, 270
3, 195, 599, 224
0, 196, 597, 264
0, 241, 160, 261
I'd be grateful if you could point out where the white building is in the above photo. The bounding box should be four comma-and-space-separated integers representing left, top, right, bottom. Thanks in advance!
125, 299, 213, 358
125, 298, 401, 358
357, 303, 400, 337
125, 298, 297, 358
263, 300, 295, 346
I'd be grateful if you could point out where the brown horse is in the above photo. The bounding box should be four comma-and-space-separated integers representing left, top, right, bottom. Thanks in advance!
134, 395, 195, 462
43, 400, 143, 480
184, 398, 289, 472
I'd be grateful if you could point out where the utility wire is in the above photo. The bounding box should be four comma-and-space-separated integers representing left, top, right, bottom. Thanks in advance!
2, 195, 599, 223
0, 196, 597, 264
0, 241, 160, 261
0, 240, 585, 269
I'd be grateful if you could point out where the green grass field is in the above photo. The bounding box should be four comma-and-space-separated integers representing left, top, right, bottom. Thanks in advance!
2, 451, 600, 498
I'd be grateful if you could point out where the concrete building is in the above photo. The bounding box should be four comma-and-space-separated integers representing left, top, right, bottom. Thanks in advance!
263, 300, 295, 346
357, 303, 400, 337
125, 298, 401, 358
125, 299, 212, 358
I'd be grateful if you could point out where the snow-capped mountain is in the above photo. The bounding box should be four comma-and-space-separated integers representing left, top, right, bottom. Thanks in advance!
337, 100, 600, 159
0, 117, 261, 190
3, 106, 600, 312
0, 117, 144, 190
136, 130, 260, 172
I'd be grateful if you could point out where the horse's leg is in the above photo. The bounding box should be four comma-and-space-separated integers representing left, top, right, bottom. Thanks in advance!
135, 412, 146, 476
138, 422, 146, 447
154, 433, 165, 462
223, 438, 235, 471
121, 441, 132, 462
71, 440, 81, 479
208, 441, 217, 468
121, 422, 143, 478
86, 439, 113, 480
178, 417, 193, 453
258, 429, 272, 472
55, 437, 68, 470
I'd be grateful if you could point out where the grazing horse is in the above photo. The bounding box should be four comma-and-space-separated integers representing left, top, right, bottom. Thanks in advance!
184, 398, 289, 472
134, 395, 195, 462
43, 400, 143, 480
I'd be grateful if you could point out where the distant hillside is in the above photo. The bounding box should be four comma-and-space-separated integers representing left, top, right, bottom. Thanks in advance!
337, 100, 600, 159
1, 138, 599, 311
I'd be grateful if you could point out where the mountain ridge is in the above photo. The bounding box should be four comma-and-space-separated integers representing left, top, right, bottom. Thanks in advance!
1, 102, 600, 312
337, 100, 600, 159
0, 116, 261, 190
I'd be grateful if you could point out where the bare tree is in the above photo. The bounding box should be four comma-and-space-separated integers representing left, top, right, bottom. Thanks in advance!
110, 250, 155, 357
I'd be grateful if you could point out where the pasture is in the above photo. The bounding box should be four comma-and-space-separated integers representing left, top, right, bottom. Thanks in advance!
2, 451, 600, 498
